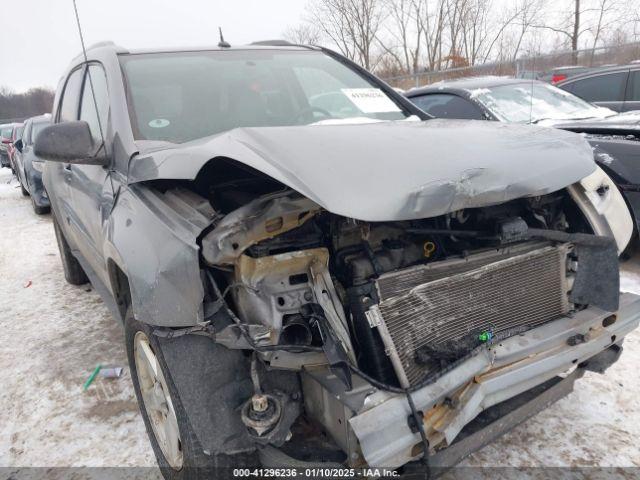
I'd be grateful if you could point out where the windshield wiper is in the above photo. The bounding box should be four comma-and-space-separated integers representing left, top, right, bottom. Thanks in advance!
531, 115, 597, 124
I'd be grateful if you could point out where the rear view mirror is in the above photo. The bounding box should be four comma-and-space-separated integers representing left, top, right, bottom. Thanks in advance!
14, 138, 23, 152
34, 121, 108, 165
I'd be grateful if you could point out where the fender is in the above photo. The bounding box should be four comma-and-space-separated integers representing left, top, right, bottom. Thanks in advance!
108, 184, 218, 326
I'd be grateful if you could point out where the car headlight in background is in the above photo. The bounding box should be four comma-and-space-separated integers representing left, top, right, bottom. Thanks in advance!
568, 166, 633, 254
32, 160, 44, 172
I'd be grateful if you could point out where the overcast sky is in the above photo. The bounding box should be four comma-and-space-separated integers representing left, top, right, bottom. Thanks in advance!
0, 0, 306, 93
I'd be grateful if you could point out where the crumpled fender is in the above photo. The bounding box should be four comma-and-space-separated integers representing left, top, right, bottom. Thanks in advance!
108, 185, 218, 326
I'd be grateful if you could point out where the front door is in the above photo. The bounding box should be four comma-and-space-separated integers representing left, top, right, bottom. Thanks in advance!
67, 63, 114, 286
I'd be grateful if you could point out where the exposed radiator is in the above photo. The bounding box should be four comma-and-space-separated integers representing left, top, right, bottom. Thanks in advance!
368, 242, 572, 387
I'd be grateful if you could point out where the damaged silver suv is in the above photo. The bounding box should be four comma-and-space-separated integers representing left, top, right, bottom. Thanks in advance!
38, 41, 639, 477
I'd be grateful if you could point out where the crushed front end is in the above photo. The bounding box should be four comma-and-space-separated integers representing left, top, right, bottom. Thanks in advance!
190, 163, 638, 471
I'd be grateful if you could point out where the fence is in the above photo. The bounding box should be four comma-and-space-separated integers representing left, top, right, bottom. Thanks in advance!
382, 41, 640, 90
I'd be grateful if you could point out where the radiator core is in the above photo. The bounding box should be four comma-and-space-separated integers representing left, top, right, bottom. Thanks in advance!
371, 243, 571, 387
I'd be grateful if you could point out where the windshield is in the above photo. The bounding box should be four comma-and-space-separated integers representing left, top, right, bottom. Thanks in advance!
1, 128, 12, 139
470, 82, 614, 124
120, 49, 409, 144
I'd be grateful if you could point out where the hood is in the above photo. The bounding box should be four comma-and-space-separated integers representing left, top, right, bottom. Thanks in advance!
128, 119, 596, 221
554, 110, 640, 133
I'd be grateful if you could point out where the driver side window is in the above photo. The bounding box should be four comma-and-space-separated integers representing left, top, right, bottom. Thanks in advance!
58, 68, 84, 123
79, 64, 110, 144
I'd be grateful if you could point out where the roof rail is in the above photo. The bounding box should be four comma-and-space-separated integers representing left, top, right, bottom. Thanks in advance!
72, 41, 127, 63
250, 40, 296, 47
85, 40, 116, 50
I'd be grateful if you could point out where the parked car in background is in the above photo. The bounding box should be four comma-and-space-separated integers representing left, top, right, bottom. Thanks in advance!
37, 41, 636, 478
8, 123, 24, 172
13, 114, 51, 214
405, 76, 616, 124
540, 65, 598, 84
557, 64, 640, 112
0, 123, 15, 169
404, 76, 640, 241
515, 69, 543, 80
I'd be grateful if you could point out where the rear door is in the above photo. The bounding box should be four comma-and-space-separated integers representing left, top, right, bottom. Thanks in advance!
623, 69, 640, 112
67, 63, 113, 284
562, 70, 629, 112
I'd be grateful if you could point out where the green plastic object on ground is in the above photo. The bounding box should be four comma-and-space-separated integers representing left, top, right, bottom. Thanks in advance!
83, 364, 102, 391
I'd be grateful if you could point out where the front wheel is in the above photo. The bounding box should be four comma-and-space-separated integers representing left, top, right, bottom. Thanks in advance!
125, 310, 252, 479
30, 191, 50, 215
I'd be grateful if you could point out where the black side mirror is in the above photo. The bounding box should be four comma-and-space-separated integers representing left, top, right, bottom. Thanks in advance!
34, 121, 108, 165
14, 138, 23, 152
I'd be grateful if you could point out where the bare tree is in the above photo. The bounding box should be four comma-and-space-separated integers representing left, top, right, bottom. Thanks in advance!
415, 0, 448, 70
376, 0, 424, 73
530, 0, 587, 63
0, 87, 54, 122
283, 24, 323, 45
307, 0, 384, 69
529, 0, 632, 64
509, 0, 547, 61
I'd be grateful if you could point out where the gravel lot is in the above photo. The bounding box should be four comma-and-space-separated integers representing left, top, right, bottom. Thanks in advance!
1, 165, 640, 476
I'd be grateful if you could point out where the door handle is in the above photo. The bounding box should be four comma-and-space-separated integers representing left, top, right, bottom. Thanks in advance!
63, 164, 72, 172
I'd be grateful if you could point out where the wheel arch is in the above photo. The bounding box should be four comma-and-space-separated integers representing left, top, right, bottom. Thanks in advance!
107, 258, 131, 322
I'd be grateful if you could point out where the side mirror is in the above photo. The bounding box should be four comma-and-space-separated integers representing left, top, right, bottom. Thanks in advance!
34, 121, 108, 165
14, 138, 23, 152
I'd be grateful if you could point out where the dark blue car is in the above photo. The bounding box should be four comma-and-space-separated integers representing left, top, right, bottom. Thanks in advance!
13, 114, 51, 214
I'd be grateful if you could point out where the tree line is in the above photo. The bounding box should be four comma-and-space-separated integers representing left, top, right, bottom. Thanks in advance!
284, 0, 640, 77
0, 87, 54, 124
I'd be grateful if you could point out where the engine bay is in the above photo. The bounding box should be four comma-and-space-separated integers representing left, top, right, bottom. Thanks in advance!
141, 162, 626, 466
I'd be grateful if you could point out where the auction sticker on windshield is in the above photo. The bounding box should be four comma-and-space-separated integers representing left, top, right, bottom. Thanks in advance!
342, 88, 401, 113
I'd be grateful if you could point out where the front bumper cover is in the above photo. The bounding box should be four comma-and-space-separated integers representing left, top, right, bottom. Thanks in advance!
349, 293, 640, 468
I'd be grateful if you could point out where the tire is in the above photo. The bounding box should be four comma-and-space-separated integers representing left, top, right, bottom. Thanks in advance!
31, 191, 50, 215
20, 169, 30, 197
125, 310, 254, 479
32, 200, 50, 215
52, 212, 89, 285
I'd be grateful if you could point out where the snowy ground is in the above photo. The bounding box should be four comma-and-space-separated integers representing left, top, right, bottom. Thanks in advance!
1, 165, 639, 477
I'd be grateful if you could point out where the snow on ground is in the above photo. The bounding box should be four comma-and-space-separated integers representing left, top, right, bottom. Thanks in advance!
0, 165, 639, 476
0, 167, 156, 475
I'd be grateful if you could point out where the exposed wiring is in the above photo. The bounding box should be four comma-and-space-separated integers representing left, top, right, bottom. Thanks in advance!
406, 388, 431, 474
205, 271, 323, 354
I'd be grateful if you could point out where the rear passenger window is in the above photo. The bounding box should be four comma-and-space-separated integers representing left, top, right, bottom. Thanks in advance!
79, 64, 109, 143
568, 72, 627, 102
58, 68, 84, 122
410, 93, 484, 120
628, 71, 640, 101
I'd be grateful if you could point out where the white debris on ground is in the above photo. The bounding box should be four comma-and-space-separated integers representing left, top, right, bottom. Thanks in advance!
1, 165, 639, 473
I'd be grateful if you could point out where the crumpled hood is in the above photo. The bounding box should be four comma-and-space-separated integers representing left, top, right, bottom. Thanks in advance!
129, 119, 596, 221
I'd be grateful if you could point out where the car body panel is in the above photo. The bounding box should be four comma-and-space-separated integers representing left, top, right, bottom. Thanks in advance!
128, 120, 596, 222
14, 115, 51, 208
41, 43, 639, 470
557, 65, 640, 112
406, 77, 640, 239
